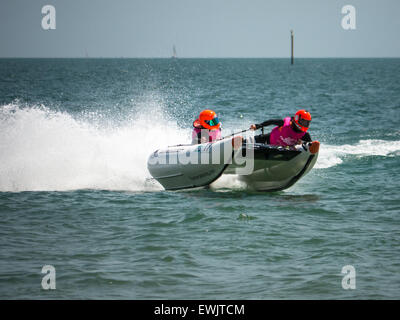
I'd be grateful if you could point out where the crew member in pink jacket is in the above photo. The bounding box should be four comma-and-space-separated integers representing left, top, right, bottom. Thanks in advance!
192, 109, 222, 144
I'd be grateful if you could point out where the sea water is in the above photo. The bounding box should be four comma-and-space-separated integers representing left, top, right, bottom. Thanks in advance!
0, 58, 399, 299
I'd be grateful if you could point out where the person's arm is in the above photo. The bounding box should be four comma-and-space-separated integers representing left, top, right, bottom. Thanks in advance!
192, 132, 200, 144
301, 132, 312, 142
192, 129, 202, 144
194, 129, 210, 144
250, 119, 284, 130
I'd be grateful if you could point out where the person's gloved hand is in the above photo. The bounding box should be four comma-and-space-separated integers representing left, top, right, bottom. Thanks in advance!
309, 141, 320, 154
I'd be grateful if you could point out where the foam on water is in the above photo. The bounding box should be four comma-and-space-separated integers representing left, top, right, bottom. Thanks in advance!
316, 139, 400, 169
0, 103, 188, 192
210, 174, 248, 191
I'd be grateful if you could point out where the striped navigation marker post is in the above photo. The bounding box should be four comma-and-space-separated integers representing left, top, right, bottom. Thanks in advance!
290, 30, 294, 65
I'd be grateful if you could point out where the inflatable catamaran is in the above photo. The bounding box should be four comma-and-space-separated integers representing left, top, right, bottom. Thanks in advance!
147, 135, 319, 192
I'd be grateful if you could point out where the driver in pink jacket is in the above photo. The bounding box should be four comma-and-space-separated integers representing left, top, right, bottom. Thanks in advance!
250, 109, 313, 146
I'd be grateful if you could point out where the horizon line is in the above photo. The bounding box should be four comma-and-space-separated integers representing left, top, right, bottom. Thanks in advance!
1, 56, 399, 59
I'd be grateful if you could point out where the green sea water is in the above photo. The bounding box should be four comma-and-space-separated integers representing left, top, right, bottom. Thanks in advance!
0, 58, 399, 299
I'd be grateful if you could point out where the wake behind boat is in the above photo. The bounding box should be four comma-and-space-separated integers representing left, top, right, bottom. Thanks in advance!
147, 135, 320, 191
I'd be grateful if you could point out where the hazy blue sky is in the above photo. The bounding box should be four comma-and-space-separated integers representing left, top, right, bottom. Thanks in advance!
0, 0, 399, 57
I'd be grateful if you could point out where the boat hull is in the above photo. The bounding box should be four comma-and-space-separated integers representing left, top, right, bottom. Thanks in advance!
225, 143, 318, 191
147, 138, 239, 190
147, 139, 319, 192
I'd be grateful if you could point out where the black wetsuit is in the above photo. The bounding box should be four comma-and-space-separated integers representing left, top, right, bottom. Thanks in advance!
253, 118, 312, 144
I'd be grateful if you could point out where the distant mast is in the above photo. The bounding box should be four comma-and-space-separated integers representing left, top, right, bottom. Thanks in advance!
172, 45, 177, 59
290, 30, 294, 65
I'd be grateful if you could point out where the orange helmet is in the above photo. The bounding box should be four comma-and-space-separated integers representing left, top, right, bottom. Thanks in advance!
293, 109, 311, 132
197, 109, 221, 130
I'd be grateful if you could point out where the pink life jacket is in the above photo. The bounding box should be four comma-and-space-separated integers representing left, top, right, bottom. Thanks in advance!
192, 127, 222, 144
269, 117, 305, 146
